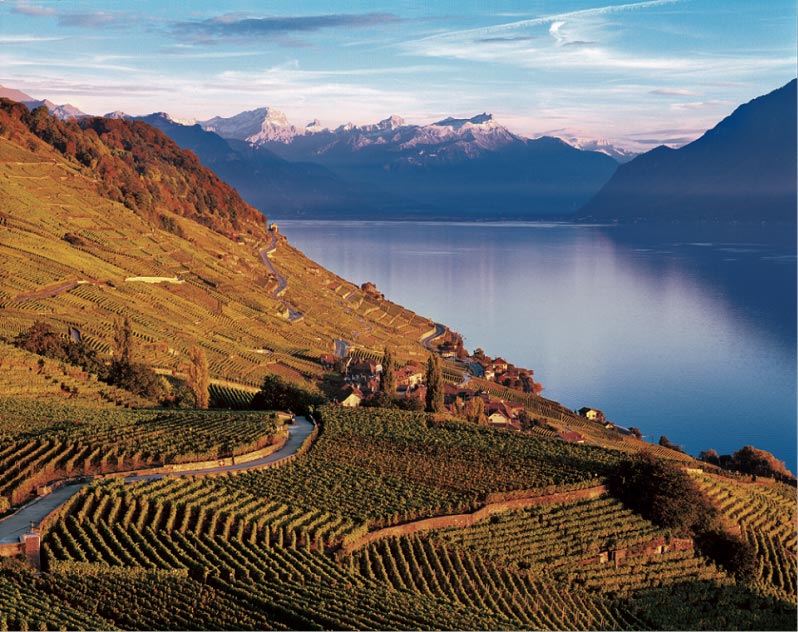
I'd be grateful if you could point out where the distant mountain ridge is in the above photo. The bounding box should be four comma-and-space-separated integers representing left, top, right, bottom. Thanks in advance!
580, 79, 798, 223
227, 110, 618, 218
0, 84, 88, 120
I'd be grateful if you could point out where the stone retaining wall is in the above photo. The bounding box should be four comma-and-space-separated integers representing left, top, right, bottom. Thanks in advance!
343, 484, 608, 553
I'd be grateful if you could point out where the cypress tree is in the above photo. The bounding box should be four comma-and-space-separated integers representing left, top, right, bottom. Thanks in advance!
380, 346, 396, 394
425, 353, 445, 413
187, 345, 210, 409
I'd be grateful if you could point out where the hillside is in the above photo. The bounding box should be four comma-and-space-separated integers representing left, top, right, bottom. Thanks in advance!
0, 99, 437, 391
580, 80, 797, 222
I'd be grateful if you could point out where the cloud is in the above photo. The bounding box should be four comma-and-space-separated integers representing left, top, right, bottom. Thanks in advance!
650, 88, 699, 96
172, 12, 401, 43
11, 2, 55, 17
475, 35, 537, 43
411, 0, 682, 42
58, 12, 128, 29
671, 99, 732, 111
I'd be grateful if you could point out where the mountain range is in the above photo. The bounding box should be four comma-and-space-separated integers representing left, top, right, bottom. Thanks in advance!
581, 79, 797, 223
2, 80, 795, 223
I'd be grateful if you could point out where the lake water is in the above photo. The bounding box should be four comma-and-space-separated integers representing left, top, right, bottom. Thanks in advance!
278, 220, 797, 469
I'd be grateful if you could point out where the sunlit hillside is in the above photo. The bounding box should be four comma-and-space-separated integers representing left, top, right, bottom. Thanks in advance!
0, 100, 436, 393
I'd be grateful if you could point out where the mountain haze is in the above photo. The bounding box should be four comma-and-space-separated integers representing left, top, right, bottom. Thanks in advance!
580, 79, 798, 222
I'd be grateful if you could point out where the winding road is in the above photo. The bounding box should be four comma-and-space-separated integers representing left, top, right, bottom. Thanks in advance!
420, 323, 447, 349
259, 234, 303, 322
0, 417, 315, 544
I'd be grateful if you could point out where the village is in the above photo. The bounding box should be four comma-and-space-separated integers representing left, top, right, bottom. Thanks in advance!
319, 344, 624, 446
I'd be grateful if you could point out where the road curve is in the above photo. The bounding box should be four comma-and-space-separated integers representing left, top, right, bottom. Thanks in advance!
259, 235, 303, 321
420, 322, 447, 349
0, 417, 316, 542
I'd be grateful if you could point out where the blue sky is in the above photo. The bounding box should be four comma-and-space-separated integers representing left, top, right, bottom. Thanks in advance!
1, 0, 795, 150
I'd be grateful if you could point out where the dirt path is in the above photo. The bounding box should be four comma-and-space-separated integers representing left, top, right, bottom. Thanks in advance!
0, 417, 315, 542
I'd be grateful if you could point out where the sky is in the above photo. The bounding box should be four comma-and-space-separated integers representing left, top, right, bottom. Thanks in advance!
0, 0, 795, 151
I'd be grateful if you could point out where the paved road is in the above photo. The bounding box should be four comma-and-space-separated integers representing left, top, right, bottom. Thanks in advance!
0, 483, 88, 543
0, 417, 315, 542
128, 416, 315, 480
420, 323, 446, 349
259, 235, 303, 322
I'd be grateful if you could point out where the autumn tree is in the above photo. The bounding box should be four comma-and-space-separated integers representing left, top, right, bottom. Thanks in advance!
699, 449, 720, 466
465, 396, 487, 425
730, 445, 794, 480
187, 345, 210, 409
380, 346, 396, 394
425, 353, 445, 413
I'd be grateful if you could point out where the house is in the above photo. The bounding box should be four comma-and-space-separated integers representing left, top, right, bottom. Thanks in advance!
404, 385, 427, 403
493, 358, 509, 372
319, 353, 336, 369
486, 401, 516, 428
558, 430, 586, 444
487, 409, 511, 428
339, 385, 363, 407
349, 359, 382, 377
578, 407, 605, 422
396, 366, 425, 389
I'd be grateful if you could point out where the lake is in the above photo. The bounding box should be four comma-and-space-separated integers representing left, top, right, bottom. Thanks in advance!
278, 220, 797, 469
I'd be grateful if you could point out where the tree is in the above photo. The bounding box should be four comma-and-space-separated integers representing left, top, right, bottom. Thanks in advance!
629, 426, 643, 440
114, 316, 133, 366
380, 346, 396, 394
251, 375, 323, 416
186, 345, 210, 409
730, 445, 794, 480
658, 435, 683, 453
424, 353, 445, 413
699, 449, 720, 466
609, 452, 718, 536
465, 396, 487, 425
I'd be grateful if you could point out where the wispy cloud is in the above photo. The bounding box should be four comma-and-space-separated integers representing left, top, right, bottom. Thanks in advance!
671, 99, 733, 111
11, 1, 55, 17
650, 88, 700, 96
411, 0, 681, 42
172, 13, 401, 44
58, 12, 129, 29
0, 34, 65, 43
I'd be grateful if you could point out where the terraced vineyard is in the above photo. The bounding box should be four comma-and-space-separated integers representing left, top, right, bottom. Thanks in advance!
431, 495, 670, 572
0, 125, 437, 400
208, 406, 622, 527
0, 398, 281, 506
47, 477, 365, 556
691, 472, 797, 601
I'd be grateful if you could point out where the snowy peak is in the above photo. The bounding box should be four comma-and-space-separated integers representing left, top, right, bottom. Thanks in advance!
200, 107, 298, 144
539, 128, 636, 163
305, 118, 325, 133
104, 111, 132, 120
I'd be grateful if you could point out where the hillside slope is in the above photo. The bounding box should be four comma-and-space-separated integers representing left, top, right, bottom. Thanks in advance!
580, 80, 797, 222
0, 99, 436, 389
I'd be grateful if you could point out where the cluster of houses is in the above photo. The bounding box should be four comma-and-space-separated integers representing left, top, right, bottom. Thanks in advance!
468, 351, 542, 394
320, 351, 585, 444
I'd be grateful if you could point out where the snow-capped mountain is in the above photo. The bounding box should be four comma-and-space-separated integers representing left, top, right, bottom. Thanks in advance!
539, 128, 636, 163
200, 107, 300, 145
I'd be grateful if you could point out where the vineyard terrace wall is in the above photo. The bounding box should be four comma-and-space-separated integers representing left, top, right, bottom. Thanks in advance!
342, 484, 608, 554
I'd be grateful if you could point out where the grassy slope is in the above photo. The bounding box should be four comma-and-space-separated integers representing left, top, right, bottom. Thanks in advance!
0, 132, 434, 392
